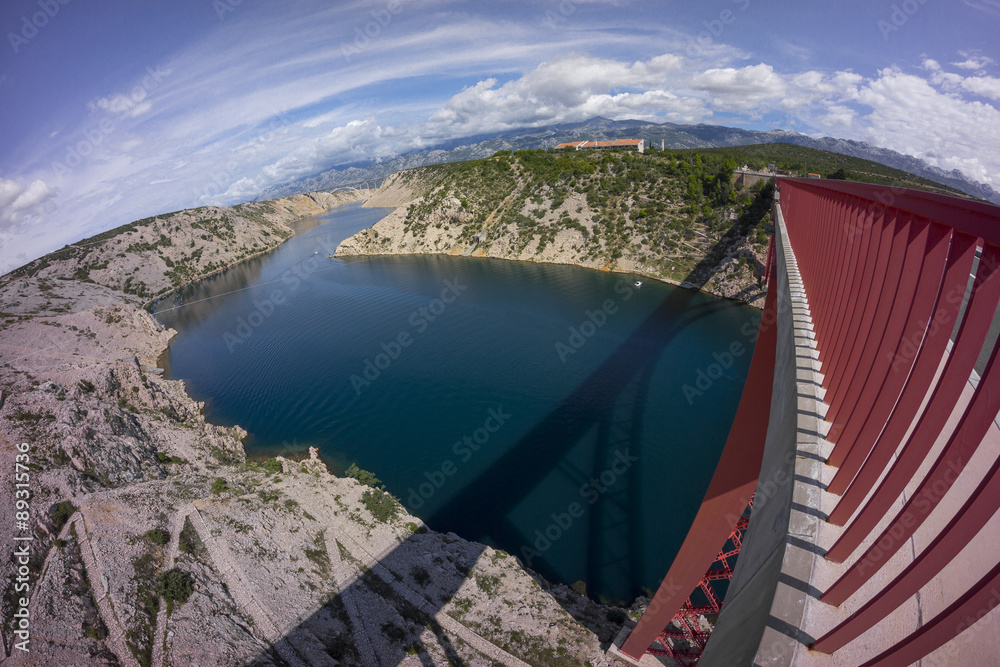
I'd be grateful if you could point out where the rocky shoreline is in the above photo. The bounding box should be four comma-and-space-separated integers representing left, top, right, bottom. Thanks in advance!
0, 191, 627, 666
337, 168, 768, 310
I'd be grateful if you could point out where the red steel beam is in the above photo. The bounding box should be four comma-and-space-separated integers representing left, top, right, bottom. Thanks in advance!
817, 195, 854, 356
806, 194, 852, 364
815, 348, 1000, 649
821, 198, 871, 376
826, 201, 885, 466
825, 242, 1000, 564
825, 219, 947, 497
825, 213, 920, 444
827, 232, 976, 514
826, 211, 911, 428
779, 177, 1000, 245
857, 558, 1000, 666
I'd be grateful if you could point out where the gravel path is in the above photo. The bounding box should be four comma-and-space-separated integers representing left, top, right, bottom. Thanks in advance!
72, 512, 140, 667
151, 506, 188, 667
187, 503, 309, 667
324, 531, 381, 667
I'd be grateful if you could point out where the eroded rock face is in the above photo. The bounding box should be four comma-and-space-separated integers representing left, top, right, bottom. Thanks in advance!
0, 191, 623, 666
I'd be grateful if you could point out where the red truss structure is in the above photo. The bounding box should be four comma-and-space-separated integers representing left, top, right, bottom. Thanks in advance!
646, 499, 754, 666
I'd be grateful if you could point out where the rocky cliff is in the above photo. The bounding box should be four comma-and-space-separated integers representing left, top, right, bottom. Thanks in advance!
0, 190, 624, 666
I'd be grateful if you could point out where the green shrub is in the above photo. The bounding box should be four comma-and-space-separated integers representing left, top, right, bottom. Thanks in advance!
51, 501, 76, 530
210, 478, 228, 494
345, 463, 382, 489
178, 519, 201, 555
262, 458, 282, 474
411, 566, 431, 587
156, 568, 193, 611
360, 488, 399, 523
145, 528, 170, 546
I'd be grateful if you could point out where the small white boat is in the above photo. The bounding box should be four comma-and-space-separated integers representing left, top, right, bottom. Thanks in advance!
634, 280, 643, 288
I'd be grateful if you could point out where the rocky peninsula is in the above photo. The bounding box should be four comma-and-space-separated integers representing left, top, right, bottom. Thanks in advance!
336, 150, 772, 309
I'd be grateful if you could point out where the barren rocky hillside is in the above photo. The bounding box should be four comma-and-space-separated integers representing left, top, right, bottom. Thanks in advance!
0, 191, 626, 666
339, 149, 774, 308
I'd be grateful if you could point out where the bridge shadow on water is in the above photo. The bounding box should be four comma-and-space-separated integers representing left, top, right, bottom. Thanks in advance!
245, 190, 772, 665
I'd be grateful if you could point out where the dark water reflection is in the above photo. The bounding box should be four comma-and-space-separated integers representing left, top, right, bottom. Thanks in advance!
156, 202, 759, 603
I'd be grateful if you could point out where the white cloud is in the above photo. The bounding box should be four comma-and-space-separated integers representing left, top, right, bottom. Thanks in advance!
962, 0, 1000, 15
0, 177, 57, 227
952, 56, 993, 71
856, 67, 1000, 188
424, 52, 701, 137
822, 105, 856, 127
961, 76, 1000, 100
89, 92, 153, 119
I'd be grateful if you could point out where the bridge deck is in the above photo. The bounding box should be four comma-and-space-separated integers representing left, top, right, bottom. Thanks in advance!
765, 231, 1000, 666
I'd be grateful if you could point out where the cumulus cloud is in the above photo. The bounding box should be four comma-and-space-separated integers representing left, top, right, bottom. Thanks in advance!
0, 177, 58, 270
423, 52, 698, 137
0, 177, 57, 228
856, 67, 1000, 188
960, 75, 1000, 101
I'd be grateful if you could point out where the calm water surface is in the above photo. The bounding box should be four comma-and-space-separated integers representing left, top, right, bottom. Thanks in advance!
156, 202, 760, 603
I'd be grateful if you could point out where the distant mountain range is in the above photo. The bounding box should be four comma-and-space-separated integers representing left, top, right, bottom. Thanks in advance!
257, 117, 1000, 205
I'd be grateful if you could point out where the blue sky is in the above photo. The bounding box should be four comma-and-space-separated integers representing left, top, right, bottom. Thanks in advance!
1, 0, 999, 273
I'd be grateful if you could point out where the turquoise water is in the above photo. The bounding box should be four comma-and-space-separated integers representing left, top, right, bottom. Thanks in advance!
155, 202, 760, 603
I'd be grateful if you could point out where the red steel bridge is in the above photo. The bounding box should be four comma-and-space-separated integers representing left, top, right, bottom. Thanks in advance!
610, 178, 1000, 665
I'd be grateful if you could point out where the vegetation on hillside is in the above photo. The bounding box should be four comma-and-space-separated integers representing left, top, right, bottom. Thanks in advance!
359, 147, 774, 296
667, 142, 972, 197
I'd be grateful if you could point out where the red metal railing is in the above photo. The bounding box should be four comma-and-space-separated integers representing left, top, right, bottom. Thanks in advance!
619, 178, 1000, 664
777, 178, 1000, 663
